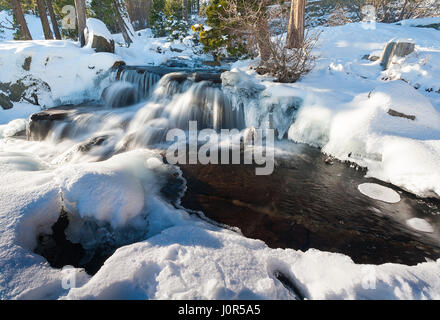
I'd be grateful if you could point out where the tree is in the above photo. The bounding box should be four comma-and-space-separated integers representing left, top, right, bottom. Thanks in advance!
286, 0, 305, 49
45, 0, 61, 39
10, 0, 33, 40
74, 0, 87, 46
113, 0, 135, 46
125, 0, 152, 30
36, 0, 54, 39
182, 0, 188, 20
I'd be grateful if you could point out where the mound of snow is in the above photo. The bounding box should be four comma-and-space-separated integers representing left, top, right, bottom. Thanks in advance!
86, 18, 113, 41
0, 118, 27, 138
358, 183, 401, 203
64, 226, 440, 300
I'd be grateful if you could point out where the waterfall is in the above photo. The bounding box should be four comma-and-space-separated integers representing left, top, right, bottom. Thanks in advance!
102, 68, 162, 108
28, 70, 246, 154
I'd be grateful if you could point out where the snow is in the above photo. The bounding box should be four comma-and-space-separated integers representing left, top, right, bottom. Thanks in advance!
406, 218, 434, 233
86, 18, 113, 42
0, 40, 123, 108
0, 142, 196, 299
112, 28, 209, 66
0, 118, 27, 137
1, 15, 440, 300
398, 17, 440, 28
65, 226, 440, 300
358, 183, 401, 204
0, 11, 49, 40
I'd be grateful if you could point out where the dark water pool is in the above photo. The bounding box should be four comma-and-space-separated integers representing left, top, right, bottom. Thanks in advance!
180, 144, 440, 265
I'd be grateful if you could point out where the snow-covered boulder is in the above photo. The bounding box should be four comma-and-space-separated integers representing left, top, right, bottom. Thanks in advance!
85, 18, 115, 54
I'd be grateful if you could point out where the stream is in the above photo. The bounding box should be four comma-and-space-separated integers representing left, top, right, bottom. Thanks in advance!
8, 64, 440, 273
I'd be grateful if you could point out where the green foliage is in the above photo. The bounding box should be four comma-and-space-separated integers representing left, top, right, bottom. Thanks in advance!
149, 0, 190, 40
196, 0, 247, 60
89, 0, 120, 34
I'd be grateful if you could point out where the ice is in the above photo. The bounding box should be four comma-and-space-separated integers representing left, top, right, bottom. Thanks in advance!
358, 183, 401, 204
406, 218, 434, 233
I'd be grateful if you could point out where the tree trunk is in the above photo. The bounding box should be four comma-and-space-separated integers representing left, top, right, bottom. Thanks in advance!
182, 0, 188, 21
45, 0, 61, 39
125, 0, 152, 30
256, 16, 271, 62
10, 0, 33, 40
36, 0, 54, 40
74, 0, 87, 46
286, 0, 306, 49
113, 0, 134, 47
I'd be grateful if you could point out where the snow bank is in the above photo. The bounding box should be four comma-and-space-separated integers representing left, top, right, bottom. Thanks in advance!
0, 118, 27, 138
398, 17, 440, 28
65, 226, 440, 300
0, 40, 123, 110
0, 144, 192, 299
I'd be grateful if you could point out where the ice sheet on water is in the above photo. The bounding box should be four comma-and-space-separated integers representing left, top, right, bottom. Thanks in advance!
358, 183, 401, 204
406, 218, 434, 233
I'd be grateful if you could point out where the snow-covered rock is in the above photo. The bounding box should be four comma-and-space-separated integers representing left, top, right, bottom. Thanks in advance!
0, 40, 124, 116
85, 18, 115, 53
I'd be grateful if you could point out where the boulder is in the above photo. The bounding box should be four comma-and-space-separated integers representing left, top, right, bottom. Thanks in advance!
85, 18, 115, 54
0, 92, 13, 110
0, 76, 51, 109
380, 39, 415, 70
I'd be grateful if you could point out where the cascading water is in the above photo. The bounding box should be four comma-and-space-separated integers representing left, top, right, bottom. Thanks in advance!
28, 71, 246, 160
101, 68, 162, 108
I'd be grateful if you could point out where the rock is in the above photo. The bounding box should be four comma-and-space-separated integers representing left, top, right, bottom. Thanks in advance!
22, 56, 32, 71
89, 34, 115, 53
324, 156, 334, 165
170, 46, 184, 53
0, 76, 51, 109
380, 40, 415, 70
362, 54, 380, 62
0, 93, 13, 110
387, 109, 416, 121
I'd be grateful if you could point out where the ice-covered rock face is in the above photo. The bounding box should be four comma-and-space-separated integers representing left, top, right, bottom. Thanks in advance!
221, 71, 303, 139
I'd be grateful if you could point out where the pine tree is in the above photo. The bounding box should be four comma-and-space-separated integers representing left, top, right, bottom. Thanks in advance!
74, 0, 87, 46
36, 0, 54, 39
10, 0, 33, 40
45, 0, 61, 39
